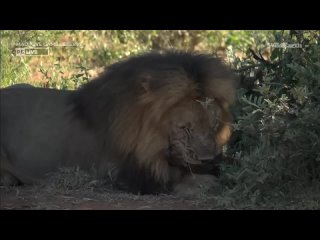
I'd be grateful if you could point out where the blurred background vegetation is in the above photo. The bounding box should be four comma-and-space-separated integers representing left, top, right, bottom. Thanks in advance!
0, 30, 276, 88
1, 30, 320, 208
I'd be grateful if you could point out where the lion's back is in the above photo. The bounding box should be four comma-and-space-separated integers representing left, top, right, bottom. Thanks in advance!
0, 87, 102, 178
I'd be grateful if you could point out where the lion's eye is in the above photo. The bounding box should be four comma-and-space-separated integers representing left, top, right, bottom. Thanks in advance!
182, 127, 192, 139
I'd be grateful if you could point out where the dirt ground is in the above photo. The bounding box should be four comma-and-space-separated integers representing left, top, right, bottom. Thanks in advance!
0, 185, 220, 210
0, 167, 226, 210
2, 184, 320, 210
1, 168, 320, 210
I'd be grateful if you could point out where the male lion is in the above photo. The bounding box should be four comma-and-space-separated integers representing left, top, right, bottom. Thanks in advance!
0, 51, 237, 195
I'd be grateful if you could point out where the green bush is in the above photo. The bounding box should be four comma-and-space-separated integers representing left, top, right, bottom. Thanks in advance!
219, 30, 320, 206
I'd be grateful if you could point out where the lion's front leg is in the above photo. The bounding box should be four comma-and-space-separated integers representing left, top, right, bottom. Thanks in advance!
173, 174, 218, 198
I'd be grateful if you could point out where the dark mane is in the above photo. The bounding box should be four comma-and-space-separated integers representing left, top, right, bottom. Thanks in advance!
71, 50, 237, 128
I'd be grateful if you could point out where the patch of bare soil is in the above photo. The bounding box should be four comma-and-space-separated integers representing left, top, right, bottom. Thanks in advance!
2, 168, 319, 210
0, 185, 218, 210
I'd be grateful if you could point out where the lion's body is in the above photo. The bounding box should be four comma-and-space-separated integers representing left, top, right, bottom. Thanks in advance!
1, 88, 108, 179
0, 51, 237, 195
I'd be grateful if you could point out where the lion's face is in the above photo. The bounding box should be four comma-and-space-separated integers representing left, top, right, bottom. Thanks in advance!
164, 97, 231, 169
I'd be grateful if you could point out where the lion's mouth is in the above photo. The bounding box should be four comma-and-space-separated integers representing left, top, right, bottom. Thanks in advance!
166, 144, 214, 168
167, 132, 216, 167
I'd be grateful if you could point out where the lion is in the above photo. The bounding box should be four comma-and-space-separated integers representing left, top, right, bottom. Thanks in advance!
0, 51, 237, 195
